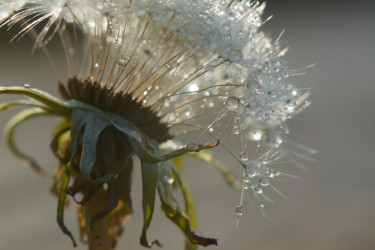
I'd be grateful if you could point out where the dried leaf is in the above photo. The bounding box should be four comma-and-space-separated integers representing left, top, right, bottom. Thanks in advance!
79, 113, 109, 182
140, 161, 161, 248
57, 162, 77, 247
158, 180, 217, 247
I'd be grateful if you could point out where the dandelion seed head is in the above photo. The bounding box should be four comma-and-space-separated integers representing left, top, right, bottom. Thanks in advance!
1, 0, 313, 227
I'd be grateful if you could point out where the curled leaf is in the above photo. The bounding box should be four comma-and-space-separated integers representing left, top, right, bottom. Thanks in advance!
158, 174, 217, 247
78, 113, 109, 182
0, 99, 51, 112
4, 108, 50, 175
0, 86, 70, 116
140, 161, 162, 248
56, 162, 77, 247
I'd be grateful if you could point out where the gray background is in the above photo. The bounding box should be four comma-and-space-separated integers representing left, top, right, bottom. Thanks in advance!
1, 0, 374, 249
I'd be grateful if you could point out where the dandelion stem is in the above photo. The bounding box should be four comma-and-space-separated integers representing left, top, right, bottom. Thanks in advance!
83, 188, 116, 250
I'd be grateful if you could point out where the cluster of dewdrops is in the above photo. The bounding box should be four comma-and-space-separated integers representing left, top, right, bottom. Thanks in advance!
0, 0, 311, 217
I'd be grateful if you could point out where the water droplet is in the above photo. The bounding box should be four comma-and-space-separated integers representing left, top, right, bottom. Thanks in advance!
117, 56, 128, 67
243, 175, 250, 183
225, 96, 240, 110
250, 130, 262, 141
266, 171, 274, 178
286, 99, 296, 107
23, 84, 31, 88
236, 205, 244, 216
247, 168, 256, 177
268, 90, 277, 98
303, 100, 311, 108
254, 186, 263, 194
209, 127, 214, 132
259, 177, 270, 187
229, 49, 243, 61
243, 183, 249, 190
164, 175, 174, 184
188, 83, 199, 92
258, 201, 265, 208
252, 83, 263, 95
94, 63, 99, 68
136, 9, 145, 16
240, 152, 248, 162
233, 126, 240, 135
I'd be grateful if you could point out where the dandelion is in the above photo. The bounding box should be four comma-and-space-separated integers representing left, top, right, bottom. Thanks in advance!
0, 0, 312, 249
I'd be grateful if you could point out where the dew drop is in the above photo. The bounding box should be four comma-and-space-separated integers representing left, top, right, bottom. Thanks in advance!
236, 205, 244, 216
247, 168, 257, 177
258, 201, 265, 208
268, 90, 277, 98
243, 175, 250, 183
254, 186, 263, 194
240, 152, 248, 162
225, 96, 240, 110
253, 83, 263, 95
266, 171, 274, 178
23, 84, 31, 88
164, 175, 174, 184
259, 177, 270, 187
136, 9, 145, 16
117, 56, 128, 67
303, 100, 311, 108
250, 130, 262, 141
229, 49, 243, 61
233, 126, 240, 135
286, 99, 296, 107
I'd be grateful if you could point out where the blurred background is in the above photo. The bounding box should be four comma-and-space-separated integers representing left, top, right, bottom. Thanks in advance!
0, 0, 374, 249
